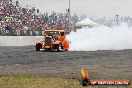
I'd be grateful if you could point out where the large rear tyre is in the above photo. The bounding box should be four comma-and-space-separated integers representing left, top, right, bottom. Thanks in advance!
36, 44, 40, 51
64, 49, 68, 51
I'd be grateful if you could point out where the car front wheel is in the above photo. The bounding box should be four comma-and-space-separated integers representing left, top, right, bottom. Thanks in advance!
36, 44, 41, 51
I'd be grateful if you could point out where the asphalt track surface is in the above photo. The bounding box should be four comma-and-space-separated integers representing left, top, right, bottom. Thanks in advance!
0, 46, 132, 79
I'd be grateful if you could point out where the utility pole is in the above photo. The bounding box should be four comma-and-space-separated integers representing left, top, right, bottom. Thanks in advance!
69, 0, 71, 15
68, 0, 71, 33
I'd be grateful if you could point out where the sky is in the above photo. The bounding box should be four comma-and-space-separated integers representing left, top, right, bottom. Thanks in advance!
12, 0, 132, 17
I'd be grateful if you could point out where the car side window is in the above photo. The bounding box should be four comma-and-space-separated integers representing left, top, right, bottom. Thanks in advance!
61, 32, 64, 36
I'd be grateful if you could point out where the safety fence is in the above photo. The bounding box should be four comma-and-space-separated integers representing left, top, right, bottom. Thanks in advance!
0, 30, 45, 36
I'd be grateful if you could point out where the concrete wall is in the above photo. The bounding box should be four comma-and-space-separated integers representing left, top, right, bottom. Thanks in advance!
0, 36, 43, 46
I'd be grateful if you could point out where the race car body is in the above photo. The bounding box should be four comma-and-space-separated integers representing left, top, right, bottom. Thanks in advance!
36, 30, 70, 51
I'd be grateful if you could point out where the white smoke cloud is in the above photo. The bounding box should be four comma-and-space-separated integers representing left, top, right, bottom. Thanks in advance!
67, 23, 132, 51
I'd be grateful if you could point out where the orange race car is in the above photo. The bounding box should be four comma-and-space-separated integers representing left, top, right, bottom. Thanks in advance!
36, 30, 70, 51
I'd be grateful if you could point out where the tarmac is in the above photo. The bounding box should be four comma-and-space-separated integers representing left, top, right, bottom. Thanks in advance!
0, 46, 132, 79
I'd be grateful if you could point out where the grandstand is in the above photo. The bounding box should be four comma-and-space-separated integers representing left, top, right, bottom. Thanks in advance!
0, 0, 77, 36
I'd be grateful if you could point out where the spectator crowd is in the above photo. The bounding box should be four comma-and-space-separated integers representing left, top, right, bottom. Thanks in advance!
0, 0, 79, 36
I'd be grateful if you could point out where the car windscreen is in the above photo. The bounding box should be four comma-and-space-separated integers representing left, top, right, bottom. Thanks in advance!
45, 31, 60, 36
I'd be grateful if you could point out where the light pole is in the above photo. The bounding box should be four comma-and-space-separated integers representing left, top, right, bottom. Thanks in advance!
68, 0, 71, 33
69, 0, 71, 15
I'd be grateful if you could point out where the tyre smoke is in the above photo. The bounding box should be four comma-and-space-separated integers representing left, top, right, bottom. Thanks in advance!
67, 23, 132, 51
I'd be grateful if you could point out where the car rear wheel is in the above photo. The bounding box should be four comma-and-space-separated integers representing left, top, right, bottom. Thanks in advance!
64, 49, 68, 51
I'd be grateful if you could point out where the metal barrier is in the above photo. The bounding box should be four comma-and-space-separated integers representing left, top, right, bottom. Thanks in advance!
0, 30, 45, 36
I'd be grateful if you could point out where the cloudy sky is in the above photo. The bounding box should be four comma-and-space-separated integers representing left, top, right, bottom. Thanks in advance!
13, 0, 132, 17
